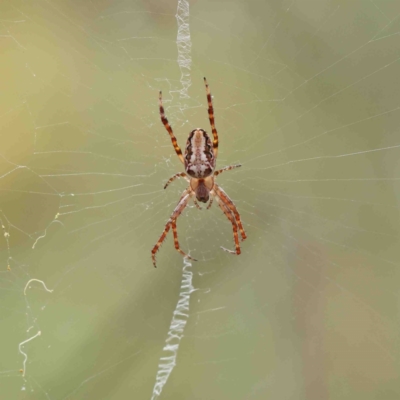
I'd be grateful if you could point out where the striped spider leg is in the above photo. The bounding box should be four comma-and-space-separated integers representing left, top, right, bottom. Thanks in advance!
151, 188, 197, 268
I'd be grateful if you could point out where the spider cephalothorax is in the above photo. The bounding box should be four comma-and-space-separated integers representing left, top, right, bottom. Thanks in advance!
190, 175, 214, 203
151, 78, 247, 267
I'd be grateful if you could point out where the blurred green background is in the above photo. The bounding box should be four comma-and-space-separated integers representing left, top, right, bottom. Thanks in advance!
0, 0, 399, 399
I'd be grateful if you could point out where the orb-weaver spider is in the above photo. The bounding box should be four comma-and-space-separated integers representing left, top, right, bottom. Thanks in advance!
151, 78, 246, 267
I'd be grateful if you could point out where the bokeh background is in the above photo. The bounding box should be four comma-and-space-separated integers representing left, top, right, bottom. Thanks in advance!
1, 0, 399, 399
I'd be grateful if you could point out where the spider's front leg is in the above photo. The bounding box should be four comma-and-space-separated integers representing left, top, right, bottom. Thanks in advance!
214, 183, 246, 241
213, 192, 241, 255
151, 188, 197, 267
171, 220, 197, 262
211, 183, 247, 256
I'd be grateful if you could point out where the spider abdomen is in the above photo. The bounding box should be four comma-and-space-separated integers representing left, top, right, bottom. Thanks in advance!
185, 129, 215, 178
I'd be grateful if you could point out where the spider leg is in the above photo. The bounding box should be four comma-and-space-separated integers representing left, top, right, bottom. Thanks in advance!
214, 164, 241, 177
159, 91, 185, 164
204, 77, 218, 158
214, 183, 247, 241
193, 199, 202, 210
164, 172, 189, 189
151, 223, 171, 268
212, 191, 241, 255
171, 220, 197, 262
151, 188, 195, 267
206, 196, 214, 210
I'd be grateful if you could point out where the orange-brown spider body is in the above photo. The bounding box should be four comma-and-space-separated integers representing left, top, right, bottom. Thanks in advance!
185, 129, 216, 179
151, 78, 246, 267
185, 128, 216, 203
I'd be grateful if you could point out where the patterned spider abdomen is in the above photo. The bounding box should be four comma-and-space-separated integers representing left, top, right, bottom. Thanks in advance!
184, 129, 216, 178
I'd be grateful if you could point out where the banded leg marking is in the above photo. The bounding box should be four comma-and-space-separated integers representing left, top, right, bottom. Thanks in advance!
204, 77, 219, 158
159, 91, 184, 164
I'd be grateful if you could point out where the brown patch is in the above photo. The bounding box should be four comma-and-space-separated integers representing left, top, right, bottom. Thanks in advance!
195, 181, 210, 203
184, 129, 215, 177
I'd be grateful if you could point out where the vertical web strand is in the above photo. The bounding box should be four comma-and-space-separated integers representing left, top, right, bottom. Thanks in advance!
176, 0, 192, 99
150, 258, 195, 399
151, 3, 193, 397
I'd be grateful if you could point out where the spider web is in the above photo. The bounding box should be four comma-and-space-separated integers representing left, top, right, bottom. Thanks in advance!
1, 0, 400, 399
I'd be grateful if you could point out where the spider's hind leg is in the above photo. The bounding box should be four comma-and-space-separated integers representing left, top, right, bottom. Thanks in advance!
159, 91, 185, 164
204, 77, 219, 158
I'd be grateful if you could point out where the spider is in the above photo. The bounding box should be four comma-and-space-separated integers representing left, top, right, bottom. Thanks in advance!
151, 78, 247, 267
